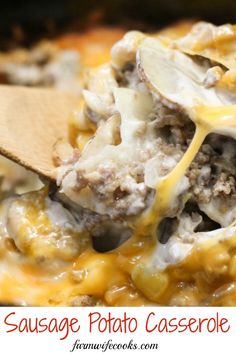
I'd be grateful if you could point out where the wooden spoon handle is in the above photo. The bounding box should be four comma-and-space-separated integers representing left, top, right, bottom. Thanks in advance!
0, 85, 79, 180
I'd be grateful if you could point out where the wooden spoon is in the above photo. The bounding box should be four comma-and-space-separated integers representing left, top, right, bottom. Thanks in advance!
0, 85, 79, 180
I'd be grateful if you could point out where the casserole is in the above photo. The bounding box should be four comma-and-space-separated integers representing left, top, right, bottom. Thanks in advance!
1, 4, 236, 306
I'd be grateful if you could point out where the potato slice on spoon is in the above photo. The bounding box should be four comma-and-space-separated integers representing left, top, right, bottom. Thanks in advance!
137, 37, 236, 138
134, 37, 236, 233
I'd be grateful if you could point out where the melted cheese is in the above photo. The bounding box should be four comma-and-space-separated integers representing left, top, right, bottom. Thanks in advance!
159, 234, 236, 306
144, 103, 236, 234
137, 125, 208, 240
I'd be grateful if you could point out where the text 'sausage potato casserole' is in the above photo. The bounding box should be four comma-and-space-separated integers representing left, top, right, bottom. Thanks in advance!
1, 22, 236, 306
